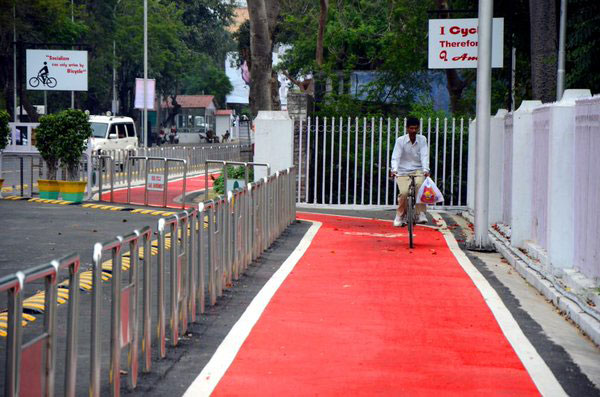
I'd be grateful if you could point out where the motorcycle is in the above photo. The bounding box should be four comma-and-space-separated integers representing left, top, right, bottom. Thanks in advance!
157, 128, 166, 145
168, 127, 179, 144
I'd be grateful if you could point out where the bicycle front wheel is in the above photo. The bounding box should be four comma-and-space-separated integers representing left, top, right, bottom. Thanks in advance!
46, 77, 57, 88
407, 194, 414, 248
29, 77, 40, 88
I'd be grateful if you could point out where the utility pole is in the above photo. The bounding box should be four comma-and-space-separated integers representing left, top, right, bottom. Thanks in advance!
71, 0, 75, 109
13, 1, 17, 122
468, 0, 494, 251
556, 0, 567, 101
112, 0, 121, 115
143, 0, 148, 147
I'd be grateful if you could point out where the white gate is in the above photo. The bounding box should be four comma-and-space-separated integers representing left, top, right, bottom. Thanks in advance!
294, 116, 470, 210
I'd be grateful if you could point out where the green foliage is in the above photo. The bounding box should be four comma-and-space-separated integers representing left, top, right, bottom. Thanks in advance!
278, 0, 434, 109
0, 109, 10, 151
408, 96, 449, 121
35, 109, 92, 180
566, 0, 600, 93
212, 165, 254, 195
180, 54, 233, 106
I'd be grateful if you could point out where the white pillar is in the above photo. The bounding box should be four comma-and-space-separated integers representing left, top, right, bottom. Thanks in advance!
510, 100, 541, 248
489, 109, 507, 225
548, 89, 591, 268
254, 111, 294, 181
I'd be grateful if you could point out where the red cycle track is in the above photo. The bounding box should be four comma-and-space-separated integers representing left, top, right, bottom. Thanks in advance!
100, 173, 219, 208
211, 213, 540, 395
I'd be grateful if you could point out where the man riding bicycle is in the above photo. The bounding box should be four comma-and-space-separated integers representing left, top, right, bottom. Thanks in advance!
390, 117, 430, 227
38, 62, 49, 84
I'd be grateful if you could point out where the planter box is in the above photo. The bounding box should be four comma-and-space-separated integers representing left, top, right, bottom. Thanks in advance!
38, 179, 60, 199
57, 180, 87, 203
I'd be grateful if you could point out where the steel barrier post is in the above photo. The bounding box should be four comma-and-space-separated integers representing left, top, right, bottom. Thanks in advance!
157, 219, 167, 358
110, 236, 123, 397
169, 215, 180, 346
64, 256, 81, 396
90, 243, 103, 397
197, 203, 206, 314
207, 203, 217, 305
2, 272, 24, 397
189, 208, 198, 322
142, 227, 152, 373
162, 158, 168, 207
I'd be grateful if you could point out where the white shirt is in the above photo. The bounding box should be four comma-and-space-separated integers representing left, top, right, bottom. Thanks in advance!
390, 134, 430, 175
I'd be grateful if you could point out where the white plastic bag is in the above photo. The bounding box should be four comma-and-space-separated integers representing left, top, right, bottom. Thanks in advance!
416, 177, 444, 204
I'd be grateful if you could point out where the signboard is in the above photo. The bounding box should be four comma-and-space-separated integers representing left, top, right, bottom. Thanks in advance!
134, 78, 156, 110
26, 49, 88, 91
147, 173, 164, 191
428, 18, 504, 69
226, 179, 245, 192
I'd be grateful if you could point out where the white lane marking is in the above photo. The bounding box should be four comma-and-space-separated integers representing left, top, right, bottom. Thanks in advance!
431, 212, 566, 396
183, 220, 322, 396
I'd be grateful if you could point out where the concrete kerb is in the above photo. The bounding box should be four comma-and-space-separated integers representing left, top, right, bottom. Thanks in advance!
461, 211, 600, 347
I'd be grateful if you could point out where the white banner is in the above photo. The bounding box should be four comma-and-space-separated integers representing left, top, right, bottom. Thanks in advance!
134, 78, 156, 110
428, 18, 504, 69
26, 49, 88, 91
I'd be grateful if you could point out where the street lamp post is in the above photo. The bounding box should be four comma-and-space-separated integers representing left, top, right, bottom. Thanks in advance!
112, 0, 121, 115
468, 0, 495, 251
143, 0, 148, 147
556, 0, 567, 101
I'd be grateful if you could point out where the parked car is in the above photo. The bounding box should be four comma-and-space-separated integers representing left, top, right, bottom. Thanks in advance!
88, 115, 138, 156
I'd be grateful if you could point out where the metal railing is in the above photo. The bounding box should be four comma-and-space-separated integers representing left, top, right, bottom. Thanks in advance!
1, 166, 296, 396
295, 116, 470, 209
0, 144, 251, 200
122, 156, 188, 209
0, 253, 81, 396
204, 160, 271, 201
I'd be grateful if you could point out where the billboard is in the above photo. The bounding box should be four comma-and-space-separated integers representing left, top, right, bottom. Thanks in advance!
428, 18, 504, 69
26, 49, 88, 91
134, 78, 156, 110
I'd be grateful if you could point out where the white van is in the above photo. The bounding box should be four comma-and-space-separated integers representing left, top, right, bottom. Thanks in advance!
88, 115, 138, 155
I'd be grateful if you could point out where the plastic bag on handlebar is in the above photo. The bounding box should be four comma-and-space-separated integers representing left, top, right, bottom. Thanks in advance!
417, 177, 444, 204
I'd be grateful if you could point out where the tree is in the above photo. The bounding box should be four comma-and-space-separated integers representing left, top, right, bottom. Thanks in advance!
566, 0, 600, 94
278, 0, 432, 115
0, 109, 10, 151
246, 0, 280, 116
180, 54, 233, 106
35, 109, 91, 180
529, 0, 557, 102
0, 0, 84, 120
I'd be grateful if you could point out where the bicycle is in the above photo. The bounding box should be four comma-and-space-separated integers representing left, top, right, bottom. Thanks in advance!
29, 75, 57, 88
406, 174, 418, 249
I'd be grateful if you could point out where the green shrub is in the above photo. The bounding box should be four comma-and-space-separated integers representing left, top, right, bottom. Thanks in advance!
36, 109, 92, 180
0, 110, 10, 151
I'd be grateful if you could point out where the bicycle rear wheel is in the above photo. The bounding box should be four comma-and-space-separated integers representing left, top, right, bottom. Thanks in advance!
407, 194, 414, 248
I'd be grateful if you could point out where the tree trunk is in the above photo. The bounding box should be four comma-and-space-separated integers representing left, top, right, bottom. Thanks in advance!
529, 0, 557, 103
248, 0, 273, 116
316, 0, 328, 67
67, 164, 79, 181
266, 0, 281, 110
46, 161, 58, 180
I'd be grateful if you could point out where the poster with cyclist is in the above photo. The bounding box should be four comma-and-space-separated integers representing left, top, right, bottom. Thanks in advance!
26, 49, 88, 91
